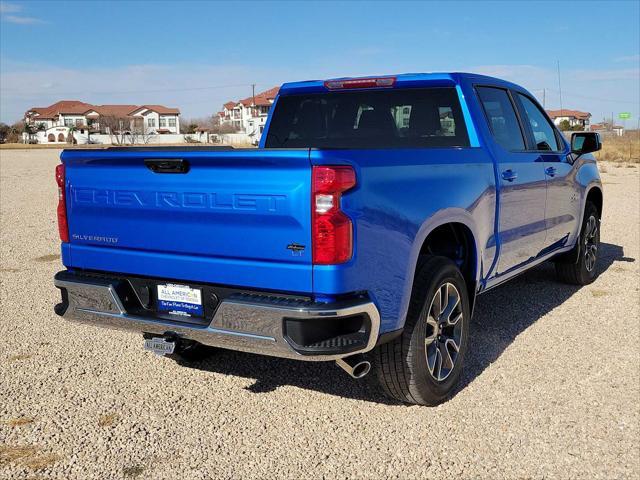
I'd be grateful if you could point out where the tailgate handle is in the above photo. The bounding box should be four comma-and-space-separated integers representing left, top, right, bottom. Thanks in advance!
144, 159, 189, 174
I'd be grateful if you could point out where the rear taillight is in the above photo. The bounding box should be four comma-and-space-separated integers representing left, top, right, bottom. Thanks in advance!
324, 76, 396, 90
312, 166, 356, 264
55, 163, 69, 242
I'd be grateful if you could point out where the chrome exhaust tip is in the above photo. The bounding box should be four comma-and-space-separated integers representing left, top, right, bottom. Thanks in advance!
336, 355, 371, 379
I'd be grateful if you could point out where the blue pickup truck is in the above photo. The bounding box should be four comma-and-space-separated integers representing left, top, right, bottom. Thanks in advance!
54, 73, 603, 405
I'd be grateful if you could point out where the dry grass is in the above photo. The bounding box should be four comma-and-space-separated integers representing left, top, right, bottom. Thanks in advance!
123, 464, 146, 478
22, 453, 60, 470
98, 413, 118, 427
0, 445, 60, 470
7, 353, 33, 362
595, 133, 640, 163
3, 417, 35, 427
33, 254, 60, 263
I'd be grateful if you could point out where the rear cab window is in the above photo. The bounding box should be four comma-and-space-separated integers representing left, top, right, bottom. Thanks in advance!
265, 88, 470, 149
475, 86, 526, 151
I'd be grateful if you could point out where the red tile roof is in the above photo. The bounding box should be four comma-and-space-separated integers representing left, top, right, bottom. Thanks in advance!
258, 86, 279, 98
546, 109, 591, 120
93, 105, 140, 117
226, 87, 279, 109
27, 100, 93, 119
26, 100, 180, 120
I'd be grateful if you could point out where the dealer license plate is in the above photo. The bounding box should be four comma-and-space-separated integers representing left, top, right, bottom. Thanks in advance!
157, 283, 203, 317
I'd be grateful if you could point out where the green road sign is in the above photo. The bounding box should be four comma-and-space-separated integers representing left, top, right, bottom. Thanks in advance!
618, 112, 631, 119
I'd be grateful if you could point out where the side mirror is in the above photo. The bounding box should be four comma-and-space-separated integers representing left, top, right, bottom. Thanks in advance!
571, 132, 602, 155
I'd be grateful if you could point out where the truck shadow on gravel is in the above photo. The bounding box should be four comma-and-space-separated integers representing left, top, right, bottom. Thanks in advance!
176, 242, 633, 406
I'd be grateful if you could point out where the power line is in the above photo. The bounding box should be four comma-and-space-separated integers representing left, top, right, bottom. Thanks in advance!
557, 60, 563, 117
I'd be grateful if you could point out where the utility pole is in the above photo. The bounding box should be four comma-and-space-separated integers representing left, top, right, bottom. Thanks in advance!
557, 60, 563, 117
252, 84, 256, 116
542, 88, 546, 108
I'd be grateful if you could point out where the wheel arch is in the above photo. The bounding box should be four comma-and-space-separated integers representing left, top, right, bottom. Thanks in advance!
398, 210, 482, 329
586, 185, 603, 218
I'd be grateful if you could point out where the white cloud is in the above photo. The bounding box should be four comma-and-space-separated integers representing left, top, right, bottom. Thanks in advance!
566, 68, 639, 82
0, 2, 46, 24
3, 14, 44, 24
613, 54, 640, 63
0, 1, 21, 13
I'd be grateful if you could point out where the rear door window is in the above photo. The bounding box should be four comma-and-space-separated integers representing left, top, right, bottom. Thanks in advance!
476, 86, 526, 151
265, 88, 469, 149
516, 94, 561, 151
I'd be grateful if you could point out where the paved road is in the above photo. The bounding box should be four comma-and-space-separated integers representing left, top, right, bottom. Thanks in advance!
1, 150, 638, 479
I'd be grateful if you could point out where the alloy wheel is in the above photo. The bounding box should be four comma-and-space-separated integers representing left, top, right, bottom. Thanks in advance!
584, 215, 598, 272
424, 282, 464, 381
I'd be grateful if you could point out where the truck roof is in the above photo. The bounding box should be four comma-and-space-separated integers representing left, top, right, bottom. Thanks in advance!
279, 72, 525, 95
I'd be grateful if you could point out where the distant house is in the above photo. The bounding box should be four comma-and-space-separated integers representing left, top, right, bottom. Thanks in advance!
590, 123, 625, 137
546, 109, 591, 129
24, 100, 180, 143
217, 87, 279, 142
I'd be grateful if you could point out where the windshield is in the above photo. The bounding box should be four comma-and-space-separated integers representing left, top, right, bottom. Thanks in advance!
265, 87, 469, 149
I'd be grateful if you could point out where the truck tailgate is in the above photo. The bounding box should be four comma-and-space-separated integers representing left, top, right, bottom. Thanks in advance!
61, 148, 312, 293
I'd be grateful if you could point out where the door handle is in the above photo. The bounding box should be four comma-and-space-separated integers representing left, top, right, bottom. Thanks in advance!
545, 166, 557, 177
501, 169, 518, 182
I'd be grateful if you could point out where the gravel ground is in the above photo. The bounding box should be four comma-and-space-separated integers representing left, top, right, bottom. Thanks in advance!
1, 149, 638, 480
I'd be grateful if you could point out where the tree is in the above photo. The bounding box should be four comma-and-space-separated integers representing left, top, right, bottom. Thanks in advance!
6, 121, 24, 143
99, 115, 152, 145
86, 120, 93, 144
23, 122, 37, 143
210, 123, 240, 135
0, 123, 9, 143
180, 122, 198, 134
99, 115, 130, 145
180, 117, 214, 134
67, 126, 78, 144
558, 119, 571, 131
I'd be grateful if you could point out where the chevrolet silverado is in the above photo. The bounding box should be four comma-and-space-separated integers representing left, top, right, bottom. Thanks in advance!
54, 73, 603, 405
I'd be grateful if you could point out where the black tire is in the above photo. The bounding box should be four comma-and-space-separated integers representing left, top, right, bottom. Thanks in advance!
555, 201, 600, 285
373, 256, 470, 406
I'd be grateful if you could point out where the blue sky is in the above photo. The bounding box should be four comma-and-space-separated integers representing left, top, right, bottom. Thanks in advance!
1, 0, 639, 124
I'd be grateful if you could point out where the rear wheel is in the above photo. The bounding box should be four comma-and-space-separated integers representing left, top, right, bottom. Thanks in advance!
555, 201, 600, 285
373, 256, 470, 406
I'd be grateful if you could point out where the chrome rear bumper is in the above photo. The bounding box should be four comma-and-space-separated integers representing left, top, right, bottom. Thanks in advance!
54, 271, 380, 361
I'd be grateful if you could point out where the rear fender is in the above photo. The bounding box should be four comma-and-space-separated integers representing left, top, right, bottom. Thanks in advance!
397, 209, 482, 328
